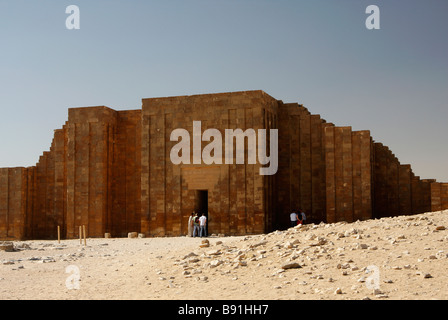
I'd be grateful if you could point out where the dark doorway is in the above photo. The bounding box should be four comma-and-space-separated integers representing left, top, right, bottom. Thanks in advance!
195, 190, 208, 235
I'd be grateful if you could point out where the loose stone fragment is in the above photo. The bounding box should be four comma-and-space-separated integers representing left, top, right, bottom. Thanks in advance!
0, 242, 14, 252
281, 262, 302, 270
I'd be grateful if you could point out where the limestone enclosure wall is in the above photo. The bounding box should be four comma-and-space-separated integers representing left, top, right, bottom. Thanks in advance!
431, 182, 448, 212
141, 91, 278, 236
277, 103, 327, 227
323, 127, 372, 223
1, 90, 447, 240
0, 107, 142, 240
0, 168, 27, 240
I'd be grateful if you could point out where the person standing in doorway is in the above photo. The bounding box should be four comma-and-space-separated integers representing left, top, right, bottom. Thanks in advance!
199, 213, 207, 238
188, 212, 195, 237
193, 213, 200, 237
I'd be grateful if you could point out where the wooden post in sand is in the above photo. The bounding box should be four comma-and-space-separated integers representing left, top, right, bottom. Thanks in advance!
57, 226, 60, 244
79, 226, 82, 245
83, 225, 87, 246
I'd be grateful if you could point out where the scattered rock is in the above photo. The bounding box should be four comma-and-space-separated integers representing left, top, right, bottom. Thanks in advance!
416, 271, 433, 278
309, 237, 327, 246
199, 239, 210, 248
0, 242, 14, 252
281, 262, 302, 270
210, 260, 223, 268
249, 241, 267, 249
206, 249, 221, 256
187, 257, 200, 263
14, 243, 31, 250
38, 257, 56, 263
183, 252, 198, 259
334, 288, 343, 294
128, 232, 138, 239
373, 288, 383, 295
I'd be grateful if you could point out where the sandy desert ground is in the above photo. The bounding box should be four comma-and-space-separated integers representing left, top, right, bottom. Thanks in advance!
1, 210, 447, 300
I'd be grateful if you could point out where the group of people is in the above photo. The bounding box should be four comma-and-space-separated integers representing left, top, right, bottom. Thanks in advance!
290, 209, 307, 227
187, 209, 306, 237
188, 212, 208, 237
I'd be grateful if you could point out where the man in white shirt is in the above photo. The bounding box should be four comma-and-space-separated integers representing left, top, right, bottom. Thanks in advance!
199, 213, 207, 237
290, 211, 298, 227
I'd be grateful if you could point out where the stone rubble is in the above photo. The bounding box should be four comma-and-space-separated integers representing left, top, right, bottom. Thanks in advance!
0, 210, 447, 300
168, 210, 448, 300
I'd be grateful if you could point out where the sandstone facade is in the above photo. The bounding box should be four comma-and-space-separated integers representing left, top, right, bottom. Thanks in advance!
1, 91, 447, 240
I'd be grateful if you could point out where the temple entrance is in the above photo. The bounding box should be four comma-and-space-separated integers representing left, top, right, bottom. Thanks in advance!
194, 190, 208, 235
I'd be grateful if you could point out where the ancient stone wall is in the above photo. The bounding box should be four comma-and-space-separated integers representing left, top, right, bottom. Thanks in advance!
0, 167, 27, 240
323, 127, 372, 223
0, 90, 447, 240
66, 107, 143, 238
0, 107, 143, 240
65, 107, 116, 239
277, 102, 327, 227
373, 143, 437, 218
273, 99, 446, 226
141, 91, 277, 236
110, 110, 142, 237
431, 182, 448, 212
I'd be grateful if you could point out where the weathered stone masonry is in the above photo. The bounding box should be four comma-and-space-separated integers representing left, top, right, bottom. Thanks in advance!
1, 91, 447, 240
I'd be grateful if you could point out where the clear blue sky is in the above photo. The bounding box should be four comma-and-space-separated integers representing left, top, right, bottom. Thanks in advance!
1, 0, 447, 181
